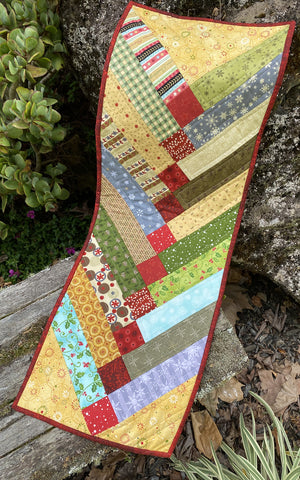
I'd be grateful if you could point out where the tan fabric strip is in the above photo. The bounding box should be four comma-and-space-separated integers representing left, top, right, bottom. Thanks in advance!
178, 98, 269, 180
100, 175, 156, 264
174, 137, 256, 209
168, 169, 248, 240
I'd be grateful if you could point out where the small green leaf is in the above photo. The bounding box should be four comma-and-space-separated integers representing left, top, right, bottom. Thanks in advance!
25, 36, 38, 52
12, 119, 29, 129
52, 181, 61, 197
35, 179, 50, 192
0, 135, 10, 147
37, 0, 47, 13
36, 105, 48, 118
51, 126, 66, 142
0, 39, 9, 55
26, 64, 47, 78
7, 38, 18, 52
14, 154, 26, 169
7, 124, 23, 139
53, 42, 65, 53
4, 179, 18, 190
5, 70, 18, 83
32, 90, 43, 103
24, 26, 39, 39
91, 384, 97, 393
25, 192, 40, 208
8, 60, 19, 75
17, 86, 31, 101
36, 56, 52, 69
50, 109, 61, 123
56, 188, 69, 201
49, 53, 63, 71
1, 194, 7, 212
0, 4, 9, 25
0, 221, 9, 240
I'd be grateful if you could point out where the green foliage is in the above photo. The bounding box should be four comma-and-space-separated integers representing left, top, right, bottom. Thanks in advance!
0, 0, 68, 235
171, 392, 300, 480
0, 203, 91, 282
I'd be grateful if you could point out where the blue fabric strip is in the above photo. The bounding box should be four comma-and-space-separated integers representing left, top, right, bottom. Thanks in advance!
184, 54, 282, 149
101, 145, 165, 235
137, 269, 223, 342
51, 293, 106, 409
109, 336, 207, 422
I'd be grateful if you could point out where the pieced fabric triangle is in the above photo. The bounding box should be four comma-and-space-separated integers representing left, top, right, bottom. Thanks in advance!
13, 1, 294, 457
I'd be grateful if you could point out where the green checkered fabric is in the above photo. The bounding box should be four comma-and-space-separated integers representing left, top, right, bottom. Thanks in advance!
110, 34, 179, 142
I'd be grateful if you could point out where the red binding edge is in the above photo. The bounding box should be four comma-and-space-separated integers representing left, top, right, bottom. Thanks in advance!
12, 0, 296, 458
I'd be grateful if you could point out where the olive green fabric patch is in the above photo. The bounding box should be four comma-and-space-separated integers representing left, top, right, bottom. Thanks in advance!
159, 204, 239, 273
122, 301, 216, 380
190, 28, 289, 109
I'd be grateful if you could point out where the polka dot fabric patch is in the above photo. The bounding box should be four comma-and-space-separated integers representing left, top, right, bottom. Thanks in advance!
14, 0, 294, 458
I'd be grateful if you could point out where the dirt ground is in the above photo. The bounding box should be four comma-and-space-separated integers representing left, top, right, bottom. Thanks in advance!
67, 267, 300, 480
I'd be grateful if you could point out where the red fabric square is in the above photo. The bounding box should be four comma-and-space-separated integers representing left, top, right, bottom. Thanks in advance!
125, 286, 157, 319
136, 256, 168, 285
147, 225, 176, 254
167, 87, 204, 127
155, 194, 185, 222
113, 321, 145, 355
98, 357, 131, 394
160, 129, 196, 162
82, 397, 118, 435
158, 163, 189, 192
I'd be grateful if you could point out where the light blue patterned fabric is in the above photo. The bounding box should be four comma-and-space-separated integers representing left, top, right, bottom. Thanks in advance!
137, 269, 222, 342
52, 293, 106, 409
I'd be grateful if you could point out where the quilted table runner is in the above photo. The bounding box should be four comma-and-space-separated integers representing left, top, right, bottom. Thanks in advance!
13, 2, 294, 457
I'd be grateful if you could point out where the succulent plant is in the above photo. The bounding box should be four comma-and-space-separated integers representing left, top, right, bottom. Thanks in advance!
0, 0, 68, 239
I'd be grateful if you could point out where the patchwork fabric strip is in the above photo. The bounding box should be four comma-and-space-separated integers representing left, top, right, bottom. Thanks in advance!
13, 2, 295, 458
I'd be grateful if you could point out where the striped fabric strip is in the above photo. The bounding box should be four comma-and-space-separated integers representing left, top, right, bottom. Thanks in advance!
110, 33, 179, 141
101, 110, 170, 202
120, 9, 204, 126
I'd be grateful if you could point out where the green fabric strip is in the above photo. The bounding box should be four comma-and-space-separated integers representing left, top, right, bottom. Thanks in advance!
93, 204, 145, 296
110, 34, 179, 141
148, 239, 230, 307
190, 27, 289, 109
159, 204, 239, 273
174, 137, 256, 209
123, 301, 216, 380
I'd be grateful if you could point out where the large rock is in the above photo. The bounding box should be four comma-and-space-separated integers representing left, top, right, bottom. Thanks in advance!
60, 0, 300, 301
